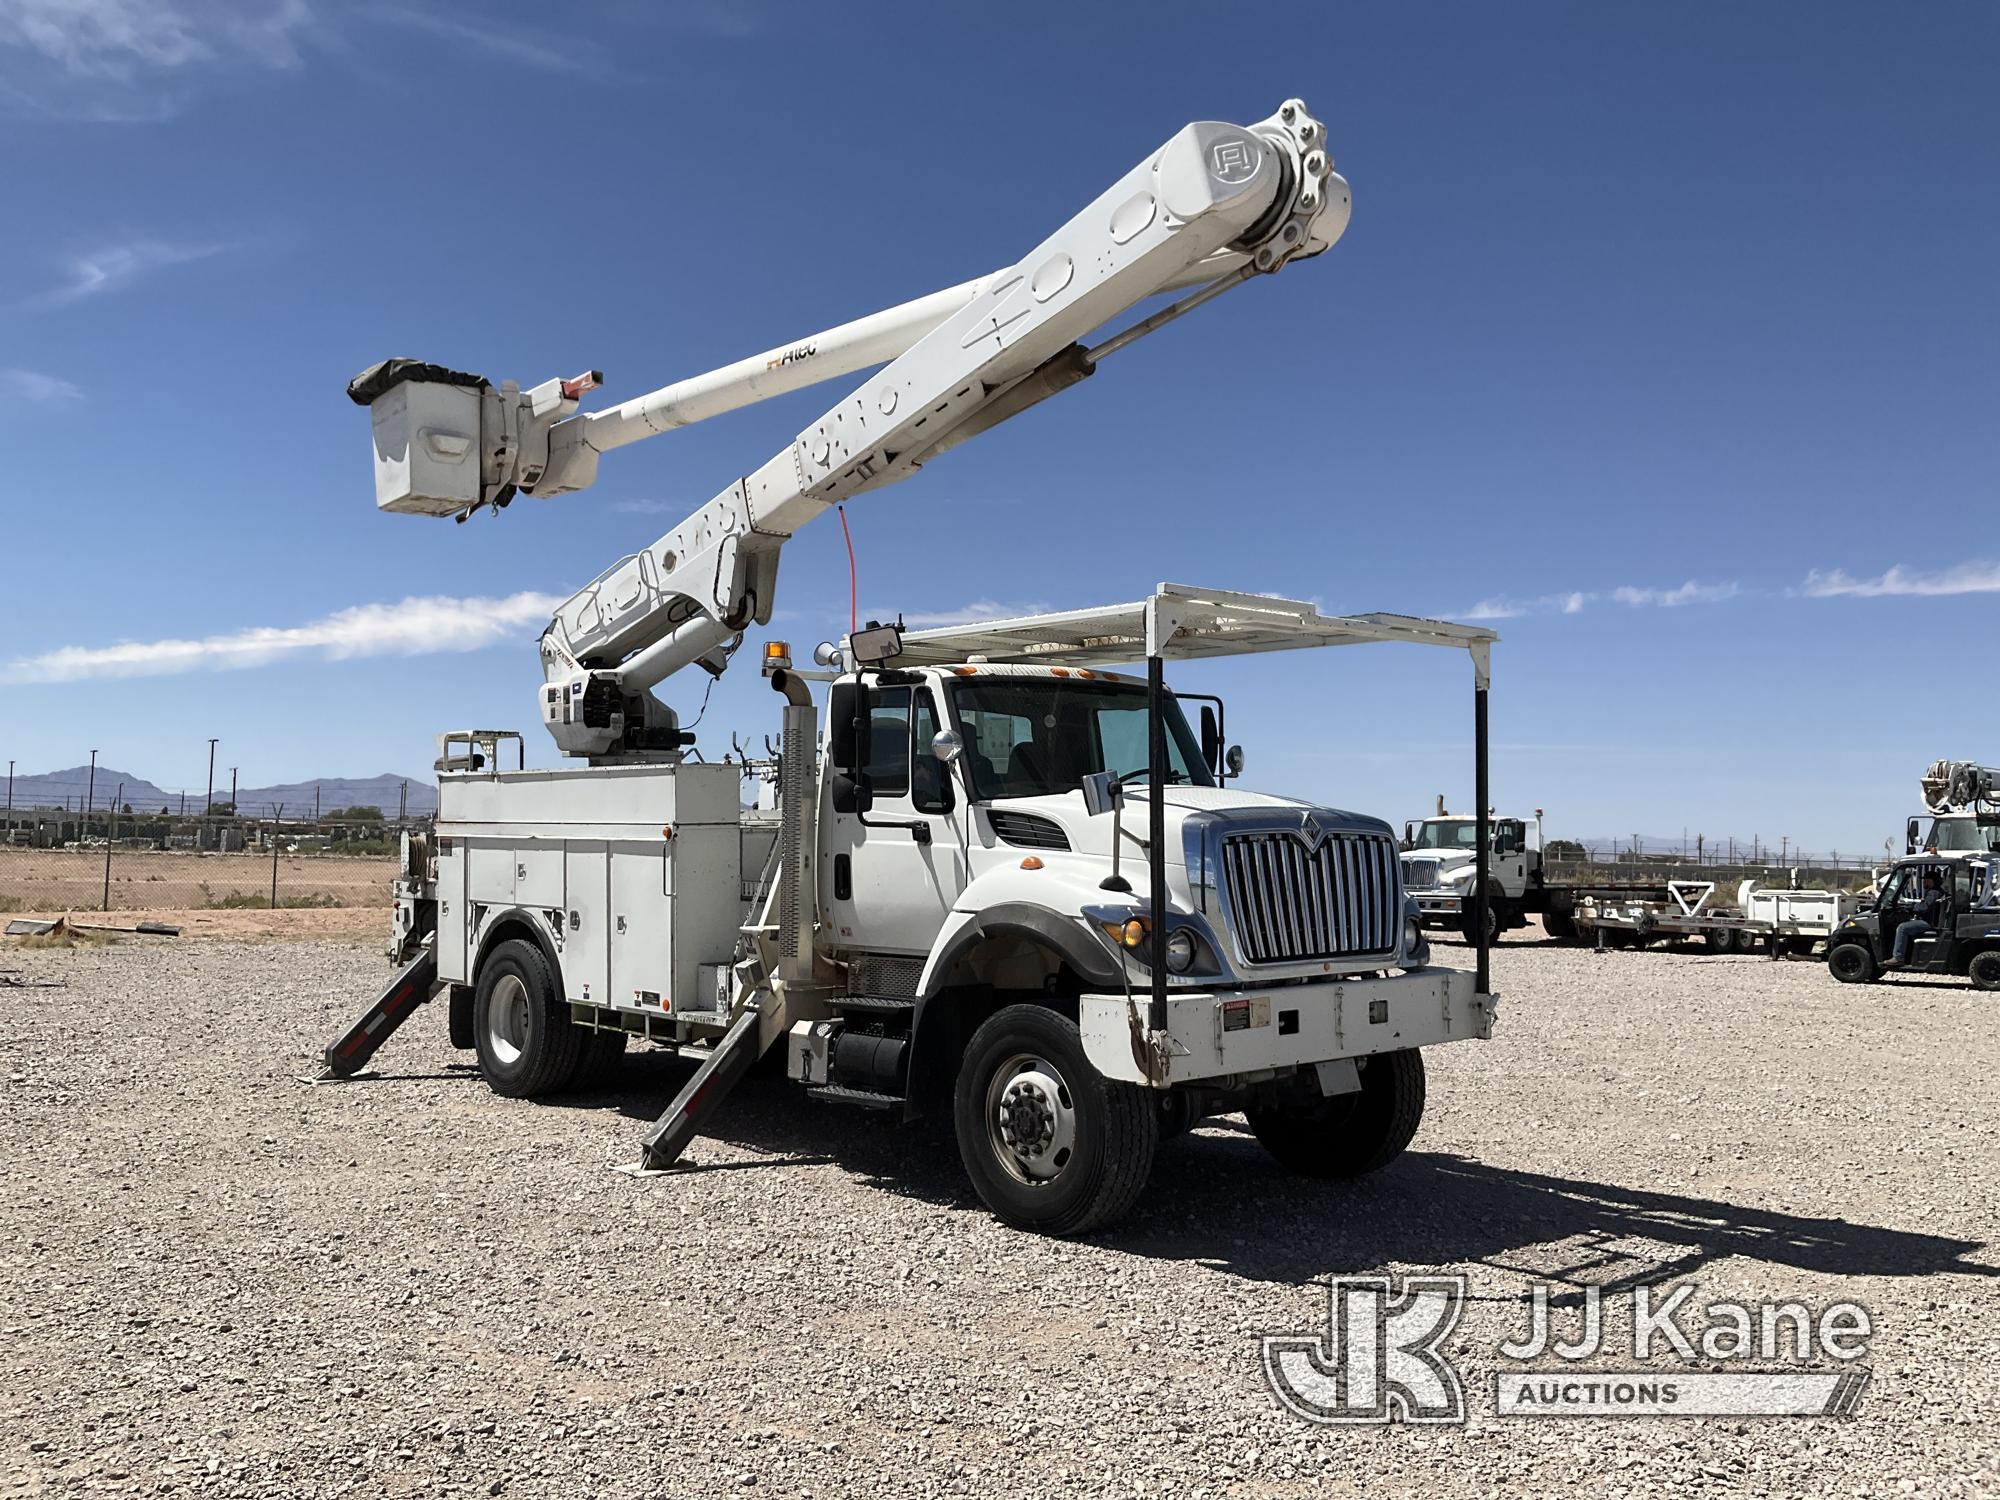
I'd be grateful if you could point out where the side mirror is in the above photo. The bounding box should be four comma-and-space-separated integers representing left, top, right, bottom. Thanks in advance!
830, 771, 873, 816
849, 621, 904, 667
1906, 817, 1921, 855
1403, 821, 1416, 849
1199, 705, 1222, 776
1080, 770, 1122, 818
1224, 745, 1244, 778
931, 730, 964, 764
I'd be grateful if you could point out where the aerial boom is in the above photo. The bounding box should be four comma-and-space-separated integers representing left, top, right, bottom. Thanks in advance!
350, 99, 1349, 758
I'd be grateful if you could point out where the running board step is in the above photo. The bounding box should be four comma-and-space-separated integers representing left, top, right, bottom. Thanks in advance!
832, 994, 916, 1015
806, 1084, 903, 1110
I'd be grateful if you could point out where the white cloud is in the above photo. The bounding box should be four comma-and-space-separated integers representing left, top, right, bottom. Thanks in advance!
369, 8, 598, 76
2, 591, 565, 685
610, 498, 678, 515
1800, 562, 2000, 599
1461, 581, 1736, 620
889, 600, 1055, 630
0, 367, 81, 401
1610, 580, 1741, 608
0, 0, 315, 118
45, 237, 229, 303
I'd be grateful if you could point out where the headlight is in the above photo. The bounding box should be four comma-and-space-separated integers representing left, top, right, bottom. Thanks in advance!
1165, 929, 1196, 973
1447, 866, 1476, 886
1402, 916, 1430, 971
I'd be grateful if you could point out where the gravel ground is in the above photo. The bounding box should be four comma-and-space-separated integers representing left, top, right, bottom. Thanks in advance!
2, 930, 1996, 1498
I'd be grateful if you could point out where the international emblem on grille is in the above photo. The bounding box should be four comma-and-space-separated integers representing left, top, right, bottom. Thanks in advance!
1301, 810, 1323, 848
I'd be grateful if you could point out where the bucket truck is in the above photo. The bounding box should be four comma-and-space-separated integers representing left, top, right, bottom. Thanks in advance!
326, 99, 1503, 1236
1906, 760, 2000, 859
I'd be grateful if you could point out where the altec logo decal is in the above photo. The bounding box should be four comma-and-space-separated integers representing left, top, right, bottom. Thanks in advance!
1261, 1277, 1872, 1424
1210, 138, 1259, 184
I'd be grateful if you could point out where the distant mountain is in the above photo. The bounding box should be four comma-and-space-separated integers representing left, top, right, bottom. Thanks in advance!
6, 765, 437, 818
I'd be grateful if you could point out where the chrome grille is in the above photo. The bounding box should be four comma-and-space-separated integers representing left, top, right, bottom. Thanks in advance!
1223, 830, 1400, 963
1404, 856, 1441, 890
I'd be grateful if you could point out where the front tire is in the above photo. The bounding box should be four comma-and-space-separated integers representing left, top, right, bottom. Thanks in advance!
1969, 950, 2000, 992
953, 1004, 1156, 1236
1827, 942, 1879, 985
1247, 1049, 1426, 1179
1461, 895, 1504, 947
473, 939, 583, 1098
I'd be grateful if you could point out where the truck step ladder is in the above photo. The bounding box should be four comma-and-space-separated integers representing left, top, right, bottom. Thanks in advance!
805, 1083, 902, 1110
630, 1003, 766, 1171
319, 945, 438, 1079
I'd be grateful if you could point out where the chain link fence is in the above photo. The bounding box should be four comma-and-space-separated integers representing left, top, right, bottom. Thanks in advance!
0, 807, 407, 915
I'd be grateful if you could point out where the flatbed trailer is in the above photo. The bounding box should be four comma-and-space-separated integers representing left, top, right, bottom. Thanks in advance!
1573, 880, 1858, 957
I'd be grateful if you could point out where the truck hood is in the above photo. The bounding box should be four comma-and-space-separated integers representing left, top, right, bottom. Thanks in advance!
984, 787, 1391, 865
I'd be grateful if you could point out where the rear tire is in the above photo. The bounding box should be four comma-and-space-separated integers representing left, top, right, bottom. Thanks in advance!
1542, 907, 1579, 943
473, 939, 583, 1098
1827, 942, 1879, 985
1247, 1049, 1426, 1179
1969, 950, 2000, 992
1704, 928, 1732, 954
953, 1004, 1156, 1237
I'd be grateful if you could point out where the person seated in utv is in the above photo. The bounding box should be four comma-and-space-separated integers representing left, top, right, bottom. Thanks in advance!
1886, 872, 1948, 970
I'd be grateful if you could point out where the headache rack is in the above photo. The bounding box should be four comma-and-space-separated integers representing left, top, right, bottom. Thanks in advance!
892, 583, 1500, 1018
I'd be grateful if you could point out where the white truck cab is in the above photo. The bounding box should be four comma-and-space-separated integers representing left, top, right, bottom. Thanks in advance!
1400, 806, 1545, 942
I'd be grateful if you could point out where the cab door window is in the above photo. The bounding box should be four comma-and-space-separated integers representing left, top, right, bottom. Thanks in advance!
864, 687, 912, 799
910, 692, 952, 815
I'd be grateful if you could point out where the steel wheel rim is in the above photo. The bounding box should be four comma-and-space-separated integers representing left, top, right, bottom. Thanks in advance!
985, 1051, 1077, 1186
487, 973, 530, 1065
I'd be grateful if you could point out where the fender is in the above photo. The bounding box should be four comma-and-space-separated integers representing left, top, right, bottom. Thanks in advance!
918, 901, 1125, 998
470, 905, 565, 985
899, 901, 1128, 1120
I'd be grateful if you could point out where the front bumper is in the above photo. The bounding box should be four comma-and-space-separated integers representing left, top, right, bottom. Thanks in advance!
1411, 891, 1465, 922
1079, 966, 1494, 1088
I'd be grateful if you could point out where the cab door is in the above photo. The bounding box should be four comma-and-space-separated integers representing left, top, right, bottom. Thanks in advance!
1872, 866, 1913, 963
820, 680, 969, 959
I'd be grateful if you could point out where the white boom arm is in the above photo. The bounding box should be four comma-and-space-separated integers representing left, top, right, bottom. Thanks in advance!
350, 99, 1348, 758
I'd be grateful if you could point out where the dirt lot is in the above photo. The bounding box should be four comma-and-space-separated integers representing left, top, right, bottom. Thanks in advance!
0, 850, 395, 914
2, 928, 1995, 1498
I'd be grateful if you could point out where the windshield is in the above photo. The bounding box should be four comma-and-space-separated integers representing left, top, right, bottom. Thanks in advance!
1926, 818, 2000, 854
948, 676, 1214, 801
1410, 821, 1481, 851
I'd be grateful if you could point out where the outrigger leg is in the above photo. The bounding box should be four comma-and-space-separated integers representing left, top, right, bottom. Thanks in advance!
319, 946, 439, 1079
630, 1003, 767, 1171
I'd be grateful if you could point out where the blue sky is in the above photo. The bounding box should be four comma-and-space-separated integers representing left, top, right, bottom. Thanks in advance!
0, 0, 1994, 856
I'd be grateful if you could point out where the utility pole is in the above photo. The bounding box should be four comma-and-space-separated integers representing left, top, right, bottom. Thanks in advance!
5, 759, 12, 842
85, 749, 98, 825
205, 738, 218, 817
230, 767, 238, 817
1781, 835, 1789, 864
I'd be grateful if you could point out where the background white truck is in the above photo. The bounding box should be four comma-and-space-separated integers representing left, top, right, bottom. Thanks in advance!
323, 98, 1505, 1235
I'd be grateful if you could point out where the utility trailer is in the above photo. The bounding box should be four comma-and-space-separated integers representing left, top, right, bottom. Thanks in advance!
1571, 879, 1858, 957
